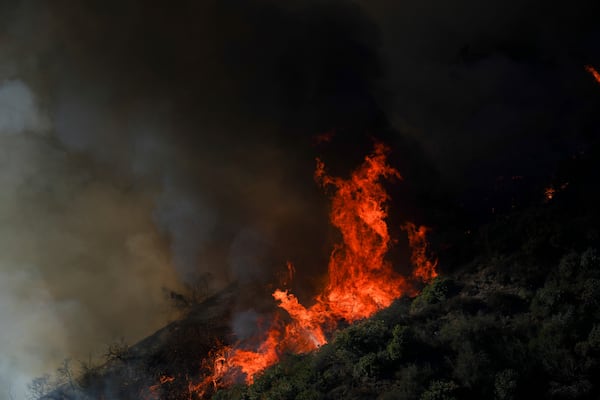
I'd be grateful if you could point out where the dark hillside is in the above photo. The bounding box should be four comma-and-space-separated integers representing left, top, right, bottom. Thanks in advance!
36, 151, 600, 400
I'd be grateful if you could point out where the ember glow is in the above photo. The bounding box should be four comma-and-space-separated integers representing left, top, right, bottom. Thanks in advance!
544, 186, 557, 201
585, 65, 600, 85
171, 143, 437, 396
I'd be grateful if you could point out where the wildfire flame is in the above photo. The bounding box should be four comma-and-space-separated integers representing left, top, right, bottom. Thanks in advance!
145, 375, 176, 399
403, 223, 438, 282
544, 186, 556, 201
158, 143, 437, 397
141, 63, 600, 399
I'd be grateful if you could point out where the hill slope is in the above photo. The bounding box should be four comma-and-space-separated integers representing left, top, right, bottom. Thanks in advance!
36, 153, 600, 400
212, 179, 600, 399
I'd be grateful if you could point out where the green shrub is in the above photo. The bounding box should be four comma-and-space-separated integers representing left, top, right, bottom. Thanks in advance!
379, 364, 425, 400
419, 380, 458, 400
387, 325, 410, 361
352, 353, 380, 381
580, 248, 599, 271
587, 324, 600, 350
452, 343, 491, 388
581, 278, 600, 307
494, 369, 517, 400
411, 278, 453, 312
333, 319, 389, 355
296, 388, 322, 400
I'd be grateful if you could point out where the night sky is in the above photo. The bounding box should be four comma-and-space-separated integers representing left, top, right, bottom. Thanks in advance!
1, 1, 599, 398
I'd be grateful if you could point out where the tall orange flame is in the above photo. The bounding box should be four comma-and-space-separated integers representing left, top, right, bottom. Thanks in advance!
170, 143, 437, 396
313, 142, 407, 321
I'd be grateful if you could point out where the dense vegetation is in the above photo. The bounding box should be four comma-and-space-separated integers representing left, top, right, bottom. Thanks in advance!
214, 250, 600, 399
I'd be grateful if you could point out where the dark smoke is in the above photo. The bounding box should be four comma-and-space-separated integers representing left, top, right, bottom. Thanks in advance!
1, 0, 599, 398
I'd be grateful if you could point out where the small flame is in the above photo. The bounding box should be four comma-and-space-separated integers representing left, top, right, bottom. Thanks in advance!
585, 65, 600, 85
145, 375, 175, 399
544, 182, 569, 202
403, 223, 438, 282
544, 186, 556, 201
286, 261, 295, 285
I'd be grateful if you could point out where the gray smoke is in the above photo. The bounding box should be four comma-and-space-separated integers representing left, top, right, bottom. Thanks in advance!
154, 181, 217, 283
0, 79, 184, 399
0, 80, 48, 134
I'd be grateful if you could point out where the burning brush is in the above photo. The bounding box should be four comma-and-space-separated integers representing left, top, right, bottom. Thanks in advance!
150, 142, 438, 398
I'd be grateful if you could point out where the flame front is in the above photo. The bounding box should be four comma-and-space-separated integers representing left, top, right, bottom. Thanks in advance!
171, 143, 437, 397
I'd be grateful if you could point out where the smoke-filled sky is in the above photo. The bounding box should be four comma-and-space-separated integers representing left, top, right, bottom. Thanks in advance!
1, 1, 599, 398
